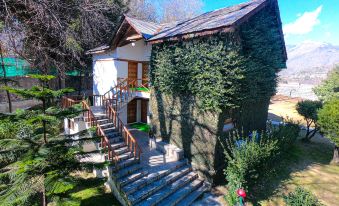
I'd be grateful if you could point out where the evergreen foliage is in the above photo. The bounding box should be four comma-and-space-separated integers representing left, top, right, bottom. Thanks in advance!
284, 186, 323, 206
0, 75, 84, 206
150, 5, 285, 113
314, 66, 339, 102
296, 100, 323, 141
318, 98, 339, 145
318, 98, 339, 164
222, 123, 300, 205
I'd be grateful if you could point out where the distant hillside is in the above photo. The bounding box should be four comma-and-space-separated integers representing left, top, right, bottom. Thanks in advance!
280, 41, 339, 79
277, 41, 339, 100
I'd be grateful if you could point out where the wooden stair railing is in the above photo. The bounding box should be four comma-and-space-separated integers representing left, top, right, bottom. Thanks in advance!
62, 96, 118, 166
106, 103, 142, 161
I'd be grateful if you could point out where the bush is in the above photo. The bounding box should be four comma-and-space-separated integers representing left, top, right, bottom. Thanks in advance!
284, 187, 323, 206
223, 124, 300, 205
224, 136, 278, 205
296, 100, 322, 141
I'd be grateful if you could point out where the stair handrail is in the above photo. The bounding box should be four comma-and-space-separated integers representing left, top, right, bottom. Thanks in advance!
105, 103, 142, 160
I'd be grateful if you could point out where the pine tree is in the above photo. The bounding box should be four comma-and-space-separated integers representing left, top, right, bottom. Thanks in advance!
0, 75, 84, 206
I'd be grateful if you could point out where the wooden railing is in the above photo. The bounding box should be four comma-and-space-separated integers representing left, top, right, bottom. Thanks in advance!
106, 103, 142, 161
61, 96, 83, 108
62, 77, 144, 164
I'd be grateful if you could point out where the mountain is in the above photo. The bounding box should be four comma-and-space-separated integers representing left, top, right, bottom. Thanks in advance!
280, 41, 339, 77
277, 41, 339, 100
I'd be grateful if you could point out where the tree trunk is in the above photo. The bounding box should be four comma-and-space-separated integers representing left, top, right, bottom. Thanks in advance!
42, 99, 47, 144
78, 70, 82, 95
331, 145, 339, 165
0, 43, 12, 113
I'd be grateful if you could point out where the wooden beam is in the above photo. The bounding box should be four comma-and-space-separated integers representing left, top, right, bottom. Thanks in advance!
126, 34, 143, 41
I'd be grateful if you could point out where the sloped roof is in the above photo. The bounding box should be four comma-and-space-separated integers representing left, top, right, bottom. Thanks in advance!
149, 0, 267, 42
124, 16, 162, 39
87, 0, 283, 54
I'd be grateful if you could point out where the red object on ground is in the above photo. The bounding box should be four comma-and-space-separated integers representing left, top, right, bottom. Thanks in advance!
237, 188, 247, 198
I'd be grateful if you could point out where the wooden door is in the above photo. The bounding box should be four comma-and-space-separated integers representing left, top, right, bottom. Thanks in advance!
142, 63, 149, 87
128, 62, 138, 87
127, 99, 137, 123
141, 99, 148, 123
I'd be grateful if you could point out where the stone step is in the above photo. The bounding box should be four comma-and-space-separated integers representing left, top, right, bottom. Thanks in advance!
114, 146, 129, 155
93, 114, 107, 120
156, 178, 204, 206
118, 170, 149, 188
117, 151, 134, 162
108, 136, 123, 144
123, 161, 187, 195
111, 142, 126, 150
111, 157, 140, 172
106, 131, 121, 139
114, 163, 143, 179
100, 123, 115, 129
128, 166, 192, 205
176, 182, 208, 206
97, 118, 111, 125
136, 172, 199, 206
103, 127, 117, 133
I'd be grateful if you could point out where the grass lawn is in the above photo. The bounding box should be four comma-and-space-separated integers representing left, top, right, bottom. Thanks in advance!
259, 95, 339, 206
49, 172, 121, 206
129, 122, 150, 133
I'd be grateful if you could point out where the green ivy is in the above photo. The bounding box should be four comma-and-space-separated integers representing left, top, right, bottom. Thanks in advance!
150, 5, 285, 112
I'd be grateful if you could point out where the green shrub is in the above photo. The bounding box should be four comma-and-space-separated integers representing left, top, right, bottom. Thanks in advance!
272, 122, 300, 152
224, 133, 278, 205
284, 187, 323, 206
223, 124, 300, 205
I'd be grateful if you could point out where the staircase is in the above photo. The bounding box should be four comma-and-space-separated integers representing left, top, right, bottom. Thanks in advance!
62, 78, 209, 206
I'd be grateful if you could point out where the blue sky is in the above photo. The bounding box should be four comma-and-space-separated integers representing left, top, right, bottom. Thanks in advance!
202, 0, 339, 45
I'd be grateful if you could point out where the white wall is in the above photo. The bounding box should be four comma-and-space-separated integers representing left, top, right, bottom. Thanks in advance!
93, 40, 151, 96
116, 40, 152, 61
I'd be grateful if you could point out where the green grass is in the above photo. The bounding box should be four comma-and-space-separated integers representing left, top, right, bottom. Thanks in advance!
254, 138, 338, 206
129, 123, 150, 133
49, 173, 121, 206
130, 87, 150, 92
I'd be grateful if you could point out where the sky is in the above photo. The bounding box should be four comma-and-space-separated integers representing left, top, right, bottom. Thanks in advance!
202, 0, 339, 46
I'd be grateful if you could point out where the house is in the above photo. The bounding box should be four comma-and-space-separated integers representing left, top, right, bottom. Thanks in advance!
63, 0, 287, 205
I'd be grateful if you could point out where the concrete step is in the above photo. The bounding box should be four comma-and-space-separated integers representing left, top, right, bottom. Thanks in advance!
97, 118, 111, 125
110, 157, 139, 172
156, 178, 204, 206
114, 146, 129, 155
136, 172, 199, 206
118, 170, 149, 188
117, 151, 134, 162
128, 166, 192, 205
106, 131, 121, 139
103, 127, 117, 133
100, 123, 115, 129
108, 136, 123, 144
122, 161, 187, 195
176, 182, 208, 206
111, 142, 126, 150
114, 164, 143, 179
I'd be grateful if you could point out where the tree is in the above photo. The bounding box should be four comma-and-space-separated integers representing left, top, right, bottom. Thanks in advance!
314, 66, 339, 102
128, 0, 158, 22
0, 75, 84, 205
318, 98, 339, 164
296, 100, 323, 142
161, 0, 203, 23
0, 0, 127, 89
0, 41, 12, 113
128, 0, 203, 23
4, 75, 73, 143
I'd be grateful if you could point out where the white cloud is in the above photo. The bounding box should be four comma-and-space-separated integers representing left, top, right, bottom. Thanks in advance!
283, 6, 323, 35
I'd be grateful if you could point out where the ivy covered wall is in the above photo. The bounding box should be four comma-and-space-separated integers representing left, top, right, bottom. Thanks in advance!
149, 1, 286, 183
